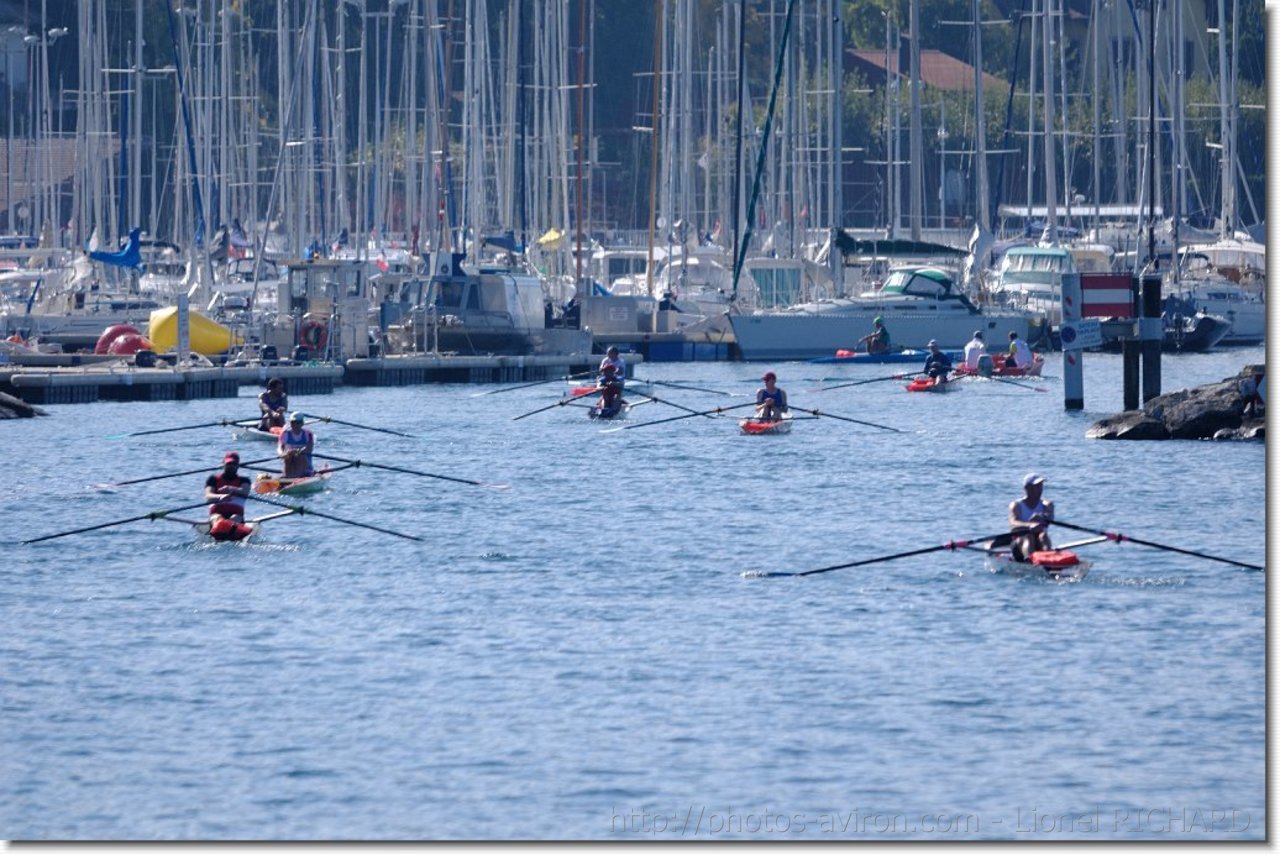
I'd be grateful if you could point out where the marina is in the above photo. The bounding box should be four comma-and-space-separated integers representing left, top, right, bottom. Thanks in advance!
0, 0, 1265, 843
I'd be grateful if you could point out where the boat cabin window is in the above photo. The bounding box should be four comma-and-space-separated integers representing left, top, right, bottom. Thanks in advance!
881, 269, 953, 298
436, 279, 480, 310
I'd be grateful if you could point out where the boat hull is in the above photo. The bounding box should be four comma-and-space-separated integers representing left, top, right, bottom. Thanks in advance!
906, 377, 960, 393
810, 348, 960, 365
739, 412, 794, 435
984, 551, 1091, 580
254, 470, 330, 495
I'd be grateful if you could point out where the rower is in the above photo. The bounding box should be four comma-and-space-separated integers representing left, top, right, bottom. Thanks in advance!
1008, 473, 1054, 561
597, 363, 624, 414
963, 330, 987, 370
599, 346, 626, 387
277, 412, 316, 478
205, 451, 251, 523
257, 378, 288, 431
856, 317, 891, 354
755, 371, 788, 421
1007, 330, 1034, 369
923, 339, 952, 384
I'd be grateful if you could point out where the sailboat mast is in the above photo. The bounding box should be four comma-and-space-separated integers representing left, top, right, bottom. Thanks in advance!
971, 0, 989, 233
908, 0, 923, 239
1040, 0, 1058, 243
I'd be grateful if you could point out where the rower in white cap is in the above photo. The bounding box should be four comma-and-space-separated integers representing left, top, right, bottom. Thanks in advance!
1009, 473, 1054, 560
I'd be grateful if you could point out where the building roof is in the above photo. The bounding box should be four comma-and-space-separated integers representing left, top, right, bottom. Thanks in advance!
849, 48, 1007, 92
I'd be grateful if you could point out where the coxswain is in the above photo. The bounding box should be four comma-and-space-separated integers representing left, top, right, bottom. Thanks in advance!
277, 412, 316, 478
755, 371, 788, 422
204, 451, 251, 526
1008, 473, 1054, 561
257, 378, 288, 431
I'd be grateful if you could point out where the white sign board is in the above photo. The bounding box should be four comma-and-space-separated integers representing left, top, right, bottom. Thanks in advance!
1059, 318, 1102, 350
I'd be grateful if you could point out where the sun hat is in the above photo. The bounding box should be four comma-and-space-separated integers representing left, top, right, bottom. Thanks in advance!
1023, 473, 1045, 488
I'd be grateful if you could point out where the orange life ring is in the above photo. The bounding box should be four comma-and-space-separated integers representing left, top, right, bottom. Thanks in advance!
299, 319, 328, 353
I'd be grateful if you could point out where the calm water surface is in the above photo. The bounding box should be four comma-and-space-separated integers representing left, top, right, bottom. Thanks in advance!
2, 347, 1265, 840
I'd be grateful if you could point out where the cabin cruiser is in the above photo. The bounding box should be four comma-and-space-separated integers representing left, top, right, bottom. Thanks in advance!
729, 265, 1044, 361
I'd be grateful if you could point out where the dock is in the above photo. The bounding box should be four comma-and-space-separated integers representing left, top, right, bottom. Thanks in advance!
0, 351, 638, 405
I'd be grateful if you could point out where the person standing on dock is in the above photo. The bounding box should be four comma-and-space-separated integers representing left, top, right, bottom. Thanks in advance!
1007, 331, 1034, 369
922, 340, 952, 384
1009, 473, 1054, 561
257, 378, 289, 431
755, 372, 788, 422
857, 317, 892, 354
205, 451, 251, 523
277, 412, 316, 479
963, 331, 987, 369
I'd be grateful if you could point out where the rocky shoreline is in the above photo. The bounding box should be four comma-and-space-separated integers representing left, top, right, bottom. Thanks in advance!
1087, 365, 1265, 441
0, 391, 48, 419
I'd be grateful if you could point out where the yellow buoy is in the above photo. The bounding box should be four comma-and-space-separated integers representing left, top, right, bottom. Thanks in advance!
147, 306, 244, 355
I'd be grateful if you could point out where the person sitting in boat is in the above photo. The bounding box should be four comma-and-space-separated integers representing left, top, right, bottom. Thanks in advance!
1009, 472, 1054, 561
856, 317, 891, 354
204, 451, 251, 523
963, 330, 987, 369
755, 371, 788, 422
277, 412, 315, 478
1007, 331, 1034, 369
597, 363, 624, 414
257, 378, 288, 431
922, 340, 952, 383
599, 346, 627, 384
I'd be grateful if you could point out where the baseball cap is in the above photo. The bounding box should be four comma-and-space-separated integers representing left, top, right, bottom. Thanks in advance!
763, 371, 777, 382
289, 411, 304, 423
973, 330, 983, 338
1023, 473, 1045, 487
223, 451, 240, 464
873, 316, 883, 325
927, 339, 939, 347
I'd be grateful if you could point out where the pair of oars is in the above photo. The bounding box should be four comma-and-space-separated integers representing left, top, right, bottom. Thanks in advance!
748, 519, 1261, 578
19, 493, 424, 545
108, 414, 415, 439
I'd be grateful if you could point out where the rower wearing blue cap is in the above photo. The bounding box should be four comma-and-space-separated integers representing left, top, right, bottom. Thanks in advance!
277, 412, 316, 478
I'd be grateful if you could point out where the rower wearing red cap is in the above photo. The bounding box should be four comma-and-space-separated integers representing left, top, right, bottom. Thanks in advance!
204, 451, 251, 525
755, 371, 788, 422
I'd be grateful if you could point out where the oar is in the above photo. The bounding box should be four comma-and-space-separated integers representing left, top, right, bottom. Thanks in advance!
512, 395, 590, 421
246, 495, 423, 541
636, 378, 733, 396
1049, 520, 1263, 571
645, 394, 723, 418
750, 531, 1013, 578
786, 405, 901, 433
310, 452, 508, 490
469, 370, 596, 397
300, 413, 414, 438
803, 373, 911, 394
90, 456, 279, 490
601, 401, 760, 432
106, 417, 259, 439
21, 500, 216, 544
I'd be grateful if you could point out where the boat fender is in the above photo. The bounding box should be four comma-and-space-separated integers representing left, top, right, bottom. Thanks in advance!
94, 323, 141, 354
1029, 549, 1080, 568
299, 319, 328, 353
